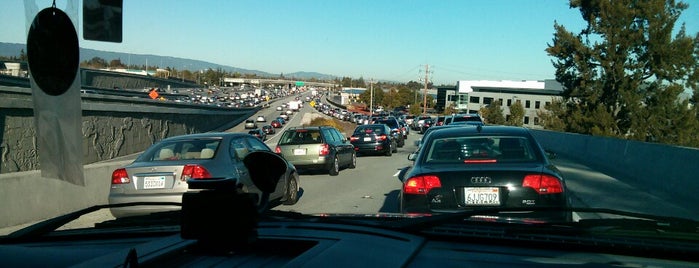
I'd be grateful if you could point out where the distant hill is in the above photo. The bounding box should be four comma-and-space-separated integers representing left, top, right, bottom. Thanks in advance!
0, 42, 337, 80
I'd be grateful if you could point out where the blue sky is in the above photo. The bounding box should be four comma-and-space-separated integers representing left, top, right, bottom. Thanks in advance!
2, 0, 698, 85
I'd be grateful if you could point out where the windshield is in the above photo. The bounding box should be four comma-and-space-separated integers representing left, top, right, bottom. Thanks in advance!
2, 0, 699, 250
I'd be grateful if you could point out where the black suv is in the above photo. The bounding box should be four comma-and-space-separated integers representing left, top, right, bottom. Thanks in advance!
375, 118, 405, 147
275, 126, 356, 175
446, 113, 484, 126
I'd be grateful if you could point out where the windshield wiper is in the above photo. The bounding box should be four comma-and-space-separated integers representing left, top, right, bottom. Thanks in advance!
1, 202, 181, 242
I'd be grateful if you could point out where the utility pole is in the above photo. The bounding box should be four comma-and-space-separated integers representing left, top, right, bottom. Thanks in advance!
369, 78, 374, 115
422, 64, 429, 115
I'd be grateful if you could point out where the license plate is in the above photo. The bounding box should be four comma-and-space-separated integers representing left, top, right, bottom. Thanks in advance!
143, 176, 167, 189
464, 187, 500, 205
293, 148, 307, 155
363, 137, 371, 141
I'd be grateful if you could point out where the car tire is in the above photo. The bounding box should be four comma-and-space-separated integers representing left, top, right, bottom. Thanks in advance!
329, 156, 339, 176
385, 143, 393, 156
392, 141, 398, 153
283, 173, 299, 205
348, 152, 357, 169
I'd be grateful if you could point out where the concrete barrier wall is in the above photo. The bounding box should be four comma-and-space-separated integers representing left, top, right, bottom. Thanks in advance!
1, 86, 257, 173
530, 129, 699, 205
0, 86, 258, 228
0, 160, 130, 228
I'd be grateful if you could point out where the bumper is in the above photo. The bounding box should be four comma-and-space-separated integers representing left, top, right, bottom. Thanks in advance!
353, 143, 390, 154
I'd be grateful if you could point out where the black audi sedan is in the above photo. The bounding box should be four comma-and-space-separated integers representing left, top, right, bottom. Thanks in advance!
349, 124, 398, 156
399, 125, 571, 222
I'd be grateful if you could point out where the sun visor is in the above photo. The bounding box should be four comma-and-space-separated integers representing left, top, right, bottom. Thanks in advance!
25, 0, 84, 186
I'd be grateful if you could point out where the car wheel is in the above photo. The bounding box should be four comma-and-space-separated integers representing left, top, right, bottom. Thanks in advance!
392, 141, 398, 153
283, 173, 299, 205
348, 152, 357, 169
329, 156, 339, 176
385, 143, 393, 156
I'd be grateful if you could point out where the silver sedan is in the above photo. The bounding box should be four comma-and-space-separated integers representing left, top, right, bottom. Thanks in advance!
108, 132, 300, 218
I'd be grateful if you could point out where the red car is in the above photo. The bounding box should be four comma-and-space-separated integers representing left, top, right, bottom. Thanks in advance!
271, 119, 282, 128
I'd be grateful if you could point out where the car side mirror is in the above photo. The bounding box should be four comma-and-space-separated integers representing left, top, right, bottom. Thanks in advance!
408, 153, 417, 161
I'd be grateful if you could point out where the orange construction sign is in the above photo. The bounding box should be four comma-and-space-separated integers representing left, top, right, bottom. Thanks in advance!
149, 89, 159, 99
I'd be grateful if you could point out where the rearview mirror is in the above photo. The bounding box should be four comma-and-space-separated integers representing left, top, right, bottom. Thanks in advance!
243, 151, 287, 193
83, 0, 123, 43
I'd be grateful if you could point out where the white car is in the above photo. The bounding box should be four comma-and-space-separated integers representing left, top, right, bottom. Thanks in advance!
256, 115, 266, 122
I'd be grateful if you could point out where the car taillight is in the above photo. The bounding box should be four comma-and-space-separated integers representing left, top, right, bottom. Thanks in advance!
350, 136, 359, 142
111, 168, 130, 184
376, 134, 387, 141
319, 144, 330, 156
403, 175, 441, 195
181, 164, 212, 181
274, 146, 282, 154
522, 174, 563, 194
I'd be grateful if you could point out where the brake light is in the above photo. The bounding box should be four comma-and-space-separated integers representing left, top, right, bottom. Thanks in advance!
319, 144, 330, 156
274, 146, 282, 154
376, 134, 387, 141
464, 159, 497, 164
350, 136, 359, 142
522, 174, 563, 194
403, 175, 442, 195
111, 168, 130, 184
181, 164, 212, 181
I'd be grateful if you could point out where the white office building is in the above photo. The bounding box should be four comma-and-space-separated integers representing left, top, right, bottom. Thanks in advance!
454, 80, 563, 128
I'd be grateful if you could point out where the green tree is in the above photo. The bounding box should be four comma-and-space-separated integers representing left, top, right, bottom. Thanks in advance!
537, 99, 567, 131
507, 101, 525, 126
480, 100, 506, 125
19, 49, 27, 61
109, 59, 125, 68
409, 103, 422, 115
340, 77, 352, 87
546, 0, 699, 146
444, 103, 458, 115
83, 57, 107, 68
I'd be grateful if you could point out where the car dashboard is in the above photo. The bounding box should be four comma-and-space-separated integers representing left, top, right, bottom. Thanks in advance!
2, 220, 697, 267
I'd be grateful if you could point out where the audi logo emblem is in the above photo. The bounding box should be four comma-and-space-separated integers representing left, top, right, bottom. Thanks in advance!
470, 177, 492, 184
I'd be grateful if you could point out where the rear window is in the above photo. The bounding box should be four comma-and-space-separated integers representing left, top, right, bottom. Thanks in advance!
425, 136, 537, 164
140, 139, 221, 161
279, 129, 322, 145
377, 120, 398, 128
452, 115, 482, 123
354, 126, 385, 135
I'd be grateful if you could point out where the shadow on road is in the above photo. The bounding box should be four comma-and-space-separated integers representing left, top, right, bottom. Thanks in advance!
379, 189, 401, 213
